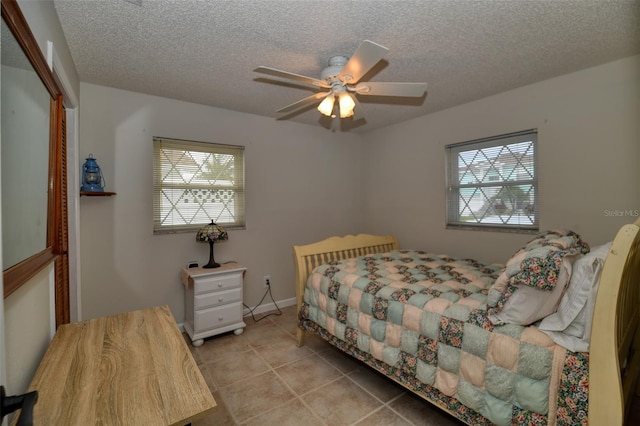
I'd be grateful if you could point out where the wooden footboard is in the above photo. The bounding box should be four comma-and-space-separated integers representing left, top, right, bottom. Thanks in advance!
589, 218, 640, 425
292, 234, 398, 346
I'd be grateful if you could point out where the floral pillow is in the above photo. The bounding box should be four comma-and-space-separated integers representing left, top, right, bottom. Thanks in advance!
487, 230, 590, 326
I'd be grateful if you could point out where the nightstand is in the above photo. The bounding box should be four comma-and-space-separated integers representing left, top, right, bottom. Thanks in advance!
181, 262, 247, 346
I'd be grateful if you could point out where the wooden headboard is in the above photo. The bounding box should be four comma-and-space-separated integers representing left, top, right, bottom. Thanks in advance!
292, 233, 398, 345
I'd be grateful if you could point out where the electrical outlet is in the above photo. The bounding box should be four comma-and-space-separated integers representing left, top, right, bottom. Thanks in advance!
263, 275, 271, 288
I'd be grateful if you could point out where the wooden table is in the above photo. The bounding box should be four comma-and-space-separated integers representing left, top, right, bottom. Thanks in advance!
17, 305, 216, 425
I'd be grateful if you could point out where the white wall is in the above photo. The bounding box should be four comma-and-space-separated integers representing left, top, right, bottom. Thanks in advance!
3, 265, 54, 394
78, 83, 364, 321
17, 0, 80, 99
362, 55, 640, 263
79, 55, 640, 322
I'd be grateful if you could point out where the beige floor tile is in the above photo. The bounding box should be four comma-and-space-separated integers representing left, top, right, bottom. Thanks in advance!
254, 336, 314, 369
242, 320, 295, 348
302, 376, 383, 425
353, 407, 413, 426
191, 390, 236, 426
275, 354, 342, 395
203, 348, 270, 387
241, 312, 266, 327
192, 308, 465, 426
348, 367, 406, 403
298, 330, 334, 352
243, 311, 278, 326
389, 393, 463, 426
194, 332, 252, 364
221, 371, 297, 423
317, 345, 363, 374
197, 363, 219, 393
242, 398, 323, 426
268, 306, 300, 335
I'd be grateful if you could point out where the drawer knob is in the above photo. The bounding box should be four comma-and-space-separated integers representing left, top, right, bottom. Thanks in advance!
218, 316, 223, 321
218, 297, 223, 302
218, 283, 223, 287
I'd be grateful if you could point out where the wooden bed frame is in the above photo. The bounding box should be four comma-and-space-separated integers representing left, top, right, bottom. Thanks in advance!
293, 219, 640, 425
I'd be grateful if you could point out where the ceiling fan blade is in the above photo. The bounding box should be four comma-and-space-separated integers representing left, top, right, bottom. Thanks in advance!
354, 81, 427, 97
351, 95, 366, 121
276, 92, 328, 113
254, 66, 330, 89
338, 40, 389, 84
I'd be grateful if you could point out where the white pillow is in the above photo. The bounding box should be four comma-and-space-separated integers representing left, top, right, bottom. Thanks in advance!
538, 242, 612, 352
489, 256, 573, 326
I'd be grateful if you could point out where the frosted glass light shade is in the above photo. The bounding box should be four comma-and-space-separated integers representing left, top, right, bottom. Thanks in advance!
317, 94, 335, 116
339, 93, 355, 118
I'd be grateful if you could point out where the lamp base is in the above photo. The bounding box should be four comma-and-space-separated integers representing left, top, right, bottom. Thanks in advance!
203, 260, 221, 269
203, 241, 220, 268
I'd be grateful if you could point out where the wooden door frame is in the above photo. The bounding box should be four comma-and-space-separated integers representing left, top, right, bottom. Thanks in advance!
2, 0, 70, 326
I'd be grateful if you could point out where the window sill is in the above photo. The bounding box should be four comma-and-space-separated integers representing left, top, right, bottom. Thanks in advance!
446, 224, 538, 234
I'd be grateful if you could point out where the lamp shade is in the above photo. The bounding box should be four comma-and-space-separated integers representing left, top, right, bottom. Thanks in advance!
338, 93, 355, 118
317, 94, 335, 117
196, 221, 229, 243
196, 221, 228, 268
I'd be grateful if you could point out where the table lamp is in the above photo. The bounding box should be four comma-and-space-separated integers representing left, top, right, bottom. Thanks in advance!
196, 221, 228, 268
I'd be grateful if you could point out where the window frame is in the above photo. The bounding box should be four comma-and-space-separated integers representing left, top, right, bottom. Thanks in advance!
445, 129, 538, 233
152, 137, 245, 234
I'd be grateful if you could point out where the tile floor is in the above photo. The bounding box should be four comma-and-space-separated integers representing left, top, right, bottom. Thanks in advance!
186, 305, 463, 426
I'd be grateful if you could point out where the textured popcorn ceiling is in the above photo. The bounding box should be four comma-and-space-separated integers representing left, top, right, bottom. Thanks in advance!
53, 0, 640, 133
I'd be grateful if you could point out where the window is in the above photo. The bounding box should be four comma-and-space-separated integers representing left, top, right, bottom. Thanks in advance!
445, 129, 538, 232
153, 137, 245, 234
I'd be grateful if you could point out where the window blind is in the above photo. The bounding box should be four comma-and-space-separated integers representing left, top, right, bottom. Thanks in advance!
153, 137, 245, 234
445, 129, 538, 232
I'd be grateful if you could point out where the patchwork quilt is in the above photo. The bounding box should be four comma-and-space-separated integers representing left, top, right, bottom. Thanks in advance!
298, 250, 589, 426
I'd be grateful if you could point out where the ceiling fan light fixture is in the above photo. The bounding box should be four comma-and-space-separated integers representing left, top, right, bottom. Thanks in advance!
338, 93, 355, 118
317, 94, 335, 117
255, 40, 427, 125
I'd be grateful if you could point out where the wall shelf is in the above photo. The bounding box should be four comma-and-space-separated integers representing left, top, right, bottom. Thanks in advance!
80, 191, 116, 196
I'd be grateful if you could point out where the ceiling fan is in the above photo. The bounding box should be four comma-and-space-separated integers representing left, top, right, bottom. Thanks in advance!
254, 40, 427, 121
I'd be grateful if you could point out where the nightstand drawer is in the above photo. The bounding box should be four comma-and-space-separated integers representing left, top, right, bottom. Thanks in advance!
195, 287, 242, 310
196, 274, 242, 294
196, 302, 243, 329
